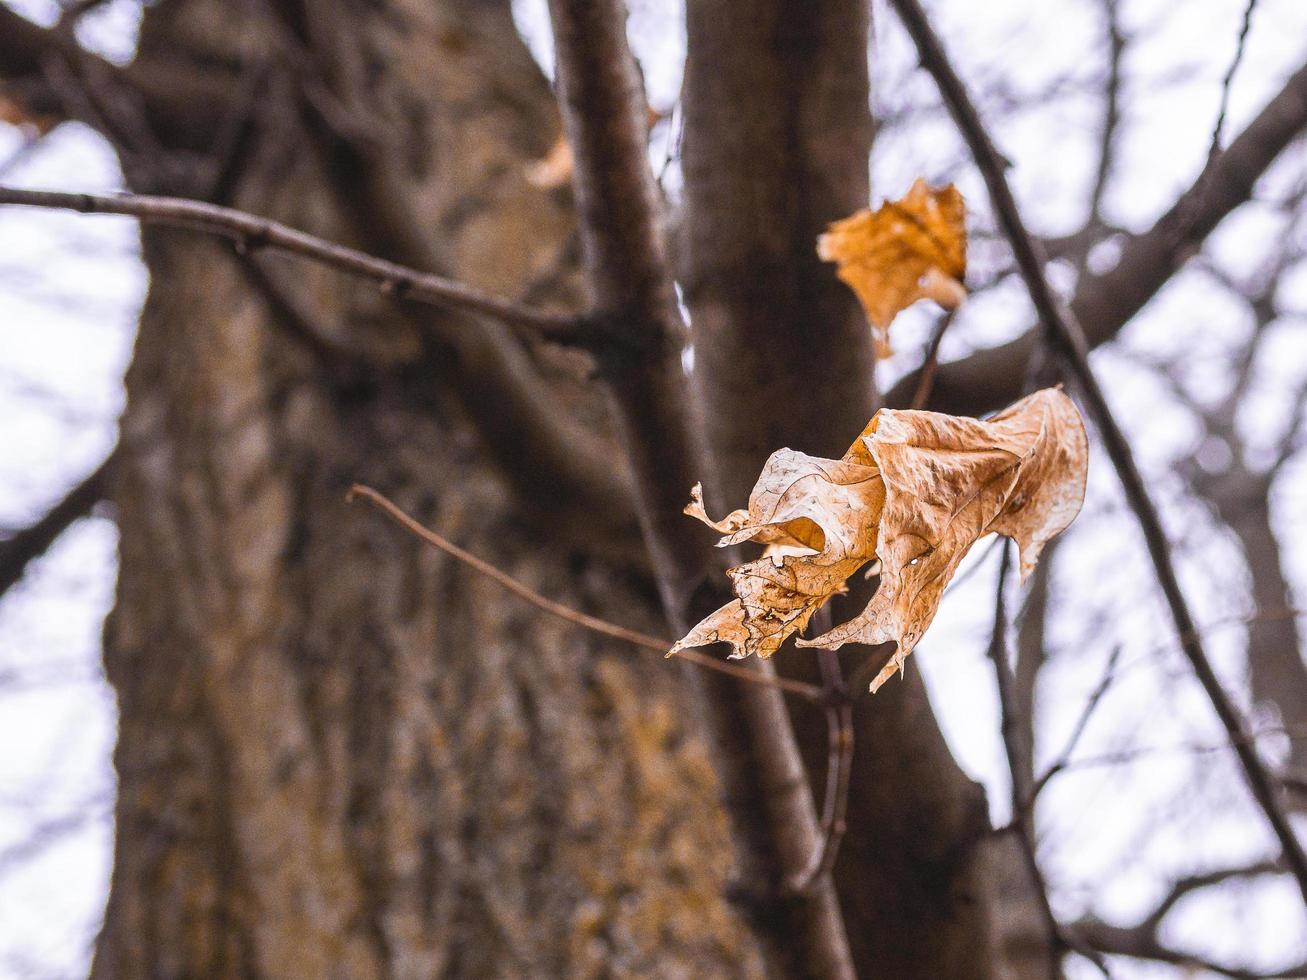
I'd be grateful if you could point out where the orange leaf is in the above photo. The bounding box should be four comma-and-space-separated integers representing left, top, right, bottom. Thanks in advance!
818, 178, 967, 357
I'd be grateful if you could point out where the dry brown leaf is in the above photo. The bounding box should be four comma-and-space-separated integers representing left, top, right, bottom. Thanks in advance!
818, 178, 967, 357
670, 388, 1087, 691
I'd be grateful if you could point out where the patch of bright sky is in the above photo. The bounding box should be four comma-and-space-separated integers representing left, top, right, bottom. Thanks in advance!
0, 31, 140, 974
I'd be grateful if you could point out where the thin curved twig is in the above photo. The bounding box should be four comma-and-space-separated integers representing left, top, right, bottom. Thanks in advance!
347, 484, 822, 701
787, 646, 855, 894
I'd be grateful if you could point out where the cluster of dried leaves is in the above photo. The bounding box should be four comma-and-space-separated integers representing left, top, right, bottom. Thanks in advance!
672, 181, 1088, 690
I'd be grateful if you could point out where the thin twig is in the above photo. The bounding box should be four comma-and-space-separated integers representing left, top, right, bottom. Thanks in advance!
0, 187, 586, 343
1, 452, 112, 600
787, 646, 854, 894
988, 542, 1111, 978
1086, 0, 1124, 228
1041, 722, 1307, 777
1075, 861, 1299, 978
989, 543, 1060, 980
346, 484, 822, 701
1029, 644, 1124, 802
890, 0, 1307, 909
1209, 0, 1260, 163
910, 308, 957, 410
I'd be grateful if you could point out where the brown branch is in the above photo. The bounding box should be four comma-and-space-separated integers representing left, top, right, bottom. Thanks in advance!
1029, 644, 1123, 803
545, 1, 855, 975
1037, 722, 1307, 780
0, 453, 112, 601
1209, 0, 1260, 163
346, 484, 822, 702
988, 542, 1109, 978
1075, 861, 1302, 978
0, 4, 233, 150
0, 186, 585, 342
887, 57, 1307, 417
787, 646, 854, 895
891, 0, 1307, 909
1087, 0, 1125, 228
910, 308, 958, 410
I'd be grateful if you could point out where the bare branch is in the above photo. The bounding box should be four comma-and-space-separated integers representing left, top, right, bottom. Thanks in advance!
346, 484, 821, 701
0, 453, 112, 602
0, 4, 233, 150
1076, 861, 1302, 979
888, 58, 1307, 417
0, 186, 585, 342
910, 308, 958, 410
545, 1, 855, 973
1209, 0, 1261, 163
989, 542, 1108, 978
891, 0, 1307, 909
1029, 644, 1124, 802
787, 646, 854, 895
1087, 0, 1125, 227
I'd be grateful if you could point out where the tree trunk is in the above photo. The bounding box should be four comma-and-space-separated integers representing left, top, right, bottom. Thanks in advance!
681, 4, 1000, 976
94, 1, 765, 975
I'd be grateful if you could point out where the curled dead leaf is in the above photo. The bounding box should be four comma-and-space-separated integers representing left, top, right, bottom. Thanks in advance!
818, 178, 967, 358
670, 388, 1087, 691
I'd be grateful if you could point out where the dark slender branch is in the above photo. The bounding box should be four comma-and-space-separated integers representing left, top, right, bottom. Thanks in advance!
1076, 861, 1301, 978
886, 57, 1307, 417
1087, 0, 1125, 227
1044, 722, 1307, 777
0, 453, 112, 601
545, 1, 855, 974
891, 0, 1307, 909
0, 4, 234, 150
787, 647, 854, 894
0, 187, 585, 343
910, 308, 957, 410
988, 543, 1095, 979
1209, 0, 1260, 163
346, 484, 821, 700
1029, 644, 1123, 802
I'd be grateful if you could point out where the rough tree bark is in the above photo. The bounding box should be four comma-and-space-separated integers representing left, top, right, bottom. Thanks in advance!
94, 1, 765, 975
681, 4, 999, 977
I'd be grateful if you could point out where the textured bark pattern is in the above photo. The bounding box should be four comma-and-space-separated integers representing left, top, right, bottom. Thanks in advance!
680, 4, 1002, 977
95, 1, 764, 976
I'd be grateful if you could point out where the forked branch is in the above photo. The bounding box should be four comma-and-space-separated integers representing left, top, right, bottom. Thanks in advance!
891, 0, 1307, 906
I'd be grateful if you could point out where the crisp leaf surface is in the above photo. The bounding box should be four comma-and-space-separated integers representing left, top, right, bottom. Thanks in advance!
670, 389, 1087, 691
818, 178, 967, 357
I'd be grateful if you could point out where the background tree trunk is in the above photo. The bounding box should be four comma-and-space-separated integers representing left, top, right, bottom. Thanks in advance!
93, 1, 767, 975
